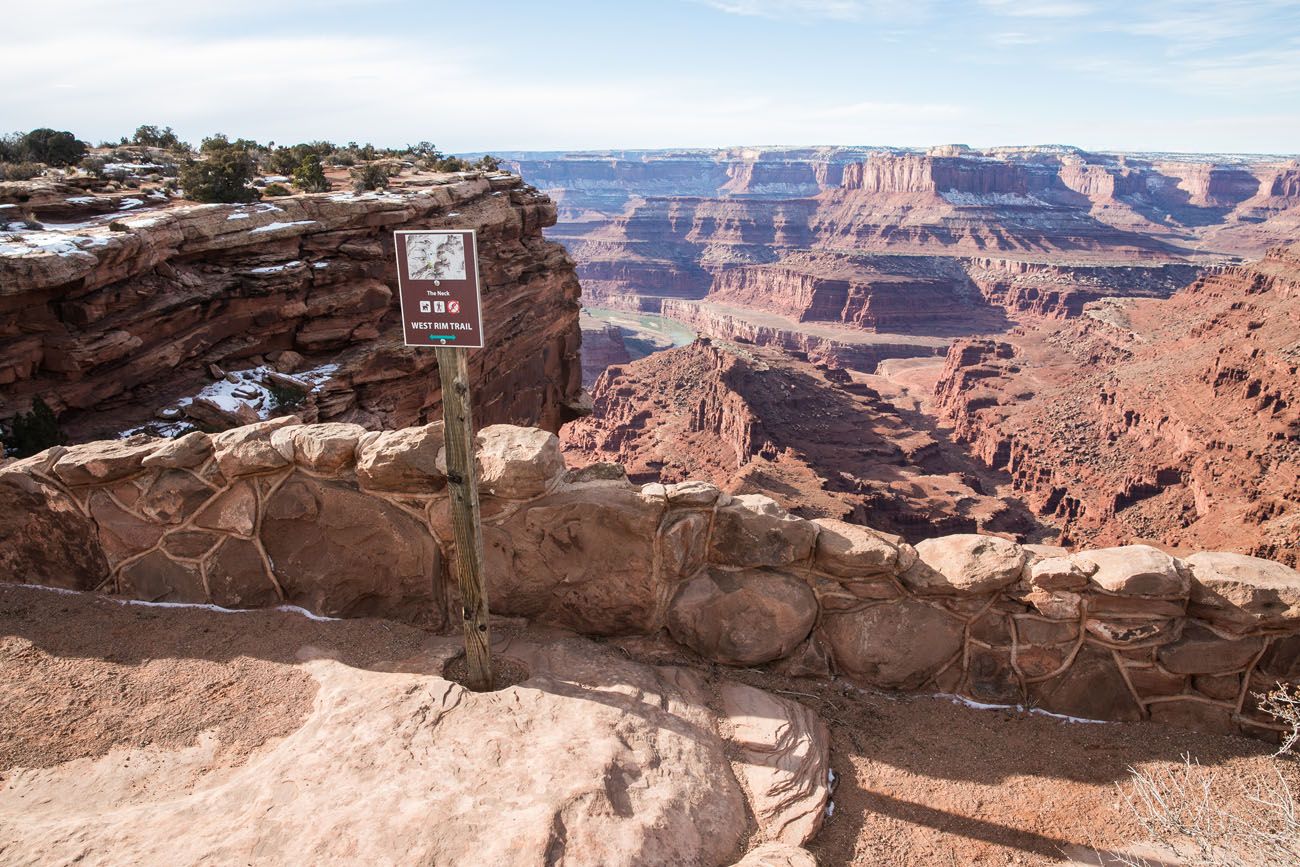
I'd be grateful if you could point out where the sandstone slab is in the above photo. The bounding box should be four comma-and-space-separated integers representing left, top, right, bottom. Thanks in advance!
668, 568, 817, 666
211, 417, 300, 478
810, 518, 899, 578
355, 423, 446, 493
721, 683, 830, 846
0, 632, 762, 867
52, 436, 160, 485
1185, 551, 1300, 631
902, 534, 1026, 595
473, 424, 565, 499
1076, 545, 1190, 597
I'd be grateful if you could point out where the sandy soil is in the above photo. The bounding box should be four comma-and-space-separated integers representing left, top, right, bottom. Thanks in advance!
2, 584, 1290, 866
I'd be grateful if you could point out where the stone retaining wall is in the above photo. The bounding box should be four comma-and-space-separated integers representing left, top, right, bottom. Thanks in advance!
4, 420, 1300, 740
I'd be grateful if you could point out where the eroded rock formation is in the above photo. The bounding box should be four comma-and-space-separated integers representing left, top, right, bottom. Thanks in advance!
0, 174, 582, 440
8, 420, 1297, 741
935, 241, 1300, 566
563, 339, 1042, 541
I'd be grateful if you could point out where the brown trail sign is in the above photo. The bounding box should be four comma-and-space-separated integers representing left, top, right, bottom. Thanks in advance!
394, 229, 493, 690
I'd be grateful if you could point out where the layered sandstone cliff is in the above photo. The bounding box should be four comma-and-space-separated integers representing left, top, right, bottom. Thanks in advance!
0, 174, 582, 441
935, 242, 1300, 565
5, 419, 1300, 742
523, 147, 1298, 352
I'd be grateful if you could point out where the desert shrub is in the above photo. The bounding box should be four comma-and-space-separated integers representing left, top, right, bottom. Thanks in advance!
80, 156, 107, 178
0, 162, 42, 181
1115, 756, 1300, 867
179, 146, 260, 203
328, 152, 356, 167
1111, 685, 1300, 866
131, 124, 184, 150
351, 162, 389, 192
263, 183, 290, 197
19, 129, 87, 166
0, 132, 24, 162
3, 396, 65, 458
108, 221, 129, 231
292, 154, 330, 192
475, 155, 502, 172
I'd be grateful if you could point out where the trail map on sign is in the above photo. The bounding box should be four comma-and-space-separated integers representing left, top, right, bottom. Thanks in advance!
405, 233, 467, 281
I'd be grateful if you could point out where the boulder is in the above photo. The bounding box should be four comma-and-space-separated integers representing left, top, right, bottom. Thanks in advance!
51, 436, 160, 485
1077, 545, 1190, 597
810, 518, 899, 578
1185, 551, 1300, 631
901, 534, 1026, 595
710, 495, 818, 569
721, 683, 830, 846
286, 422, 366, 472
261, 475, 442, 625
141, 431, 213, 470
667, 568, 817, 666
820, 598, 964, 689
665, 480, 722, 508
482, 486, 666, 634
355, 423, 446, 493
473, 424, 565, 499
211, 417, 300, 478
1029, 556, 1094, 591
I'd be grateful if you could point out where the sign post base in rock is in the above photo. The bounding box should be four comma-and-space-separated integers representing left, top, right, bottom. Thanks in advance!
435, 346, 493, 691
394, 229, 493, 691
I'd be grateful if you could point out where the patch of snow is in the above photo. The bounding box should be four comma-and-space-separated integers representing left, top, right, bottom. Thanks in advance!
826, 801, 835, 818
253, 203, 284, 213
260, 175, 290, 183
249, 220, 317, 234
312, 261, 330, 269
934, 693, 1109, 724
226, 212, 251, 221
66, 196, 98, 204
117, 198, 144, 210
14, 583, 339, 620
249, 260, 303, 274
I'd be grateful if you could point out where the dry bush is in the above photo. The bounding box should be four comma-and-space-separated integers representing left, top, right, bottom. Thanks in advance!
1111, 684, 1300, 866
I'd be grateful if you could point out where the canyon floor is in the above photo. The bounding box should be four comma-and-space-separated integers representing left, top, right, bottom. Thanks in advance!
3, 583, 1290, 866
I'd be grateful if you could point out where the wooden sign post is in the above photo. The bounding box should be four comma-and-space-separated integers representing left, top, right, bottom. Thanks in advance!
394, 229, 493, 691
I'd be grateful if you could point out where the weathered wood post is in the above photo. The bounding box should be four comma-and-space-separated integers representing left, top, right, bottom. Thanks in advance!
434, 345, 493, 690
393, 228, 493, 690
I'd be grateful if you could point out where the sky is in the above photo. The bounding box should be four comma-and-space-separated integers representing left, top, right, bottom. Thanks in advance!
4, 0, 1299, 155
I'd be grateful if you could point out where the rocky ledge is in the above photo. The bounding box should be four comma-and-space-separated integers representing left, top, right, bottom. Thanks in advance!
4, 420, 1300, 742
0, 173, 582, 438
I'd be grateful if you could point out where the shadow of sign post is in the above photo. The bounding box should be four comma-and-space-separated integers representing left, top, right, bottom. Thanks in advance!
394, 229, 493, 690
